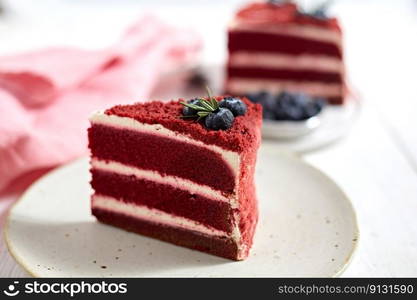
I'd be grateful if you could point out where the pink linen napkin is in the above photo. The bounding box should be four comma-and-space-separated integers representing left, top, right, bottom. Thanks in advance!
0, 16, 201, 192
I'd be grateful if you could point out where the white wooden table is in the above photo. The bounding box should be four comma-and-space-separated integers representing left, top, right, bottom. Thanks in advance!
1, 0, 417, 277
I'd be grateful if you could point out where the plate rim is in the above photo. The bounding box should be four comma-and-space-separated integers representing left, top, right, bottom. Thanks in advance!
4, 152, 360, 278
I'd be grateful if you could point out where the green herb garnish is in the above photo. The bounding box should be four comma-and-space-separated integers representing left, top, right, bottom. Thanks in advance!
180, 86, 219, 121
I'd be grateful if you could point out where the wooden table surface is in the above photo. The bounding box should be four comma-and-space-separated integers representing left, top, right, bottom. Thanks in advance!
1, 0, 417, 277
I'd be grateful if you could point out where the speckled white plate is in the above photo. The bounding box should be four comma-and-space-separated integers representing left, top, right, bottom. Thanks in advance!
4, 145, 359, 277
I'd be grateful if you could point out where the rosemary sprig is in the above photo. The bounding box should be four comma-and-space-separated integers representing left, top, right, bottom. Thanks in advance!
180, 86, 219, 121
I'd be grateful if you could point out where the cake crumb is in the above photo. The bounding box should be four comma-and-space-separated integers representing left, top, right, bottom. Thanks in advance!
101, 266, 107, 269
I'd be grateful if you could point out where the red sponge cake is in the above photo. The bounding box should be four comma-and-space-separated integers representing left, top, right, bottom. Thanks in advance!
226, 1, 345, 104
88, 96, 262, 260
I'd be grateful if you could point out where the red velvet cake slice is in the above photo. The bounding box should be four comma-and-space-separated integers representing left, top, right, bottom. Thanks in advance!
88, 96, 262, 260
226, 1, 345, 104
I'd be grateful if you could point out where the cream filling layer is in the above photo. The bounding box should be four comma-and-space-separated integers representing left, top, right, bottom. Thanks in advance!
229, 52, 344, 73
91, 158, 233, 206
229, 20, 342, 47
226, 78, 342, 97
92, 195, 230, 238
90, 112, 240, 177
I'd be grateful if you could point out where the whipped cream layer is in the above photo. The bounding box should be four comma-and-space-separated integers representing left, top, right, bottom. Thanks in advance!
92, 195, 230, 238
91, 158, 234, 206
226, 78, 342, 98
229, 52, 344, 73
90, 112, 240, 177
230, 20, 342, 47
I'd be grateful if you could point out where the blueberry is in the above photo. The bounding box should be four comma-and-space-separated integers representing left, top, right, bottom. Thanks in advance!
182, 98, 201, 116
274, 108, 288, 121
219, 97, 247, 116
268, 0, 285, 5
275, 91, 320, 120
263, 110, 276, 120
292, 93, 310, 107
297, 8, 329, 20
276, 91, 295, 108
302, 102, 320, 119
246, 92, 261, 103
205, 108, 234, 130
285, 106, 305, 121
311, 9, 328, 20
262, 92, 278, 113
314, 97, 327, 111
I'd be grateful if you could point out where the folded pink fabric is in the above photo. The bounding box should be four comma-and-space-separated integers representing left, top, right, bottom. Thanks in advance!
0, 16, 201, 192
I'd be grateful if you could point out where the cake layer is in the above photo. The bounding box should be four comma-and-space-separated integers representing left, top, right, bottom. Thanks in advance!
92, 195, 230, 238
91, 158, 230, 204
229, 22, 341, 45
228, 52, 343, 73
93, 207, 241, 260
227, 66, 342, 83
228, 31, 342, 58
88, 123, 236, 194
91, 168, 234, 233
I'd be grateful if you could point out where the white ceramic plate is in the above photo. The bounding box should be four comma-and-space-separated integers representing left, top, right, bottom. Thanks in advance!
262, 116, 322, 139
262, 99, 361, 153
4, 145, 359, 277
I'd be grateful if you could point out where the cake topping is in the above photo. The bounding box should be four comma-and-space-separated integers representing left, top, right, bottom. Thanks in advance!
219, 97, 247, 116
297, 0, 333, 20
234, 1, 339, 29
181, 88, 246, 131
205, 108, 235, 130
267, 0, 287, 5
182, 98, 201, 117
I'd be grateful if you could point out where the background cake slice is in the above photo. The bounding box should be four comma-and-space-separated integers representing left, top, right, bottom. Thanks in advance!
226, 1, 345, 104
88, 96, 262, 260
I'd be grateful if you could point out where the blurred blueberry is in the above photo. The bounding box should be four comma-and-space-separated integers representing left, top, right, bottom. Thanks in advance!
314, 97, 328, 111
302, 102, 320, 120
263, 110, 276, 120
286, 106, 305, 121
246, 92, 261, 103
